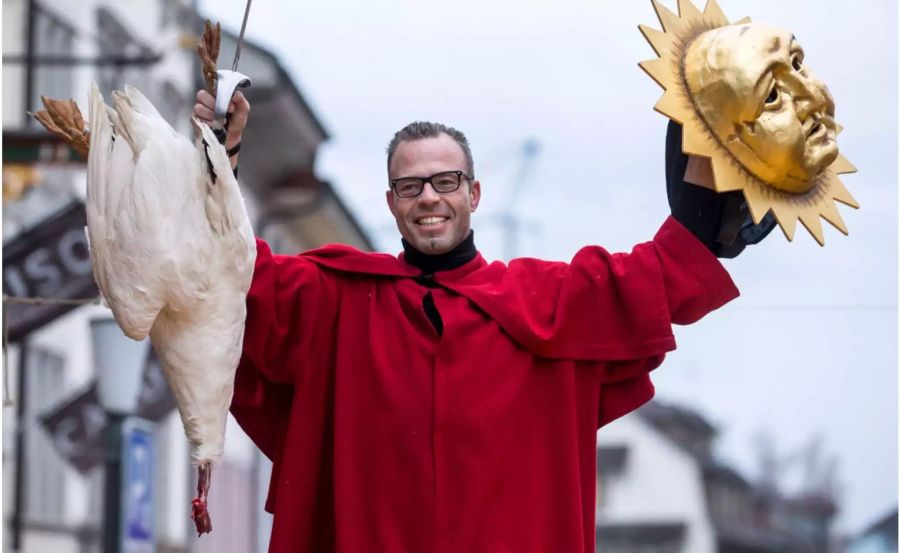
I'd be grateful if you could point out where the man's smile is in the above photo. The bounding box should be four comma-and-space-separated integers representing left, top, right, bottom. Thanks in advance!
416, 216, 450, 227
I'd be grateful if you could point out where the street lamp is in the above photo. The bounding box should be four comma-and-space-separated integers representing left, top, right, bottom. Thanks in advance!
90, 317, 155, 553
91, 318, 147, 414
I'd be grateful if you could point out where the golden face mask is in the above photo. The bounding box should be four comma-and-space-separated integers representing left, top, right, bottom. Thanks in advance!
639, 0, 858, 245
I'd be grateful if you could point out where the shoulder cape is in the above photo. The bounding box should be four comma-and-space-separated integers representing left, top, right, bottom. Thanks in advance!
296, 217, 738, 361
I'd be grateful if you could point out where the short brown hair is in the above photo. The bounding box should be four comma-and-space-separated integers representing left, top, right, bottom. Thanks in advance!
386, 121, 474, 178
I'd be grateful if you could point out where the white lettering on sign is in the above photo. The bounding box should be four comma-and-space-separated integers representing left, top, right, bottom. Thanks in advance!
58, 228, 94, 275
25, 248, 63, 297
2, 266, 29, 297
3, 226, 93, 298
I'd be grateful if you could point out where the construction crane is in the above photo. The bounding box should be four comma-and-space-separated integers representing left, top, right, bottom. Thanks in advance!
486, 137, 542, 260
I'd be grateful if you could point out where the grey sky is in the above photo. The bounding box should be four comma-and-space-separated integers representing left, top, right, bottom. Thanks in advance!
201, 0, 898, 534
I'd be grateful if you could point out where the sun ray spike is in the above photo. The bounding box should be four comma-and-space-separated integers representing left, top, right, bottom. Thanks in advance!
775, 220, 794, 242
740, 184, 767, 224
653, 91, 685, 122
819, 200, 849, 235
650, 0, 684, 34
639, 24, 674, 56
830, 177, 860, 209
638, 58, 670, 88
709, 157, 746, 192
830, 155, 857, 175
733, 16, 752, 25
772, 205, 797, 241
798, 212, 825, 246
701, 0, 730, 25
744, 201, 764, 226
677, 0, 703, 19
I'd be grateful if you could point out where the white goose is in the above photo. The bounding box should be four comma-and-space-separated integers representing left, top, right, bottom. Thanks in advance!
86, 83, 256, 535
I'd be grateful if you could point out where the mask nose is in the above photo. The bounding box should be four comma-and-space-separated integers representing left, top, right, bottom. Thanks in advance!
792, 71, 830, 120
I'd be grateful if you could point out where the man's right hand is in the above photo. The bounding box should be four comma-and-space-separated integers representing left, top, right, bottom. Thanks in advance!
193, 89, 250, 169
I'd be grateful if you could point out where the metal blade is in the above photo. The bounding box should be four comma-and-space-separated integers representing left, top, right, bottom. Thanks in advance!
231, 0, 253, 71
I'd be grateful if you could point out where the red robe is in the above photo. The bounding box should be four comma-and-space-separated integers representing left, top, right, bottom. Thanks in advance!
230, 216, 738, 553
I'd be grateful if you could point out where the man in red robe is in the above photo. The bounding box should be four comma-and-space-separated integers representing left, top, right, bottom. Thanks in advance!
194, 92, 772, 552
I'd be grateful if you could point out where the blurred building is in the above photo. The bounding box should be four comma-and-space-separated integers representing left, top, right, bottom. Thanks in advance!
596, 400, 840, 553
845, 509, 898, 553
2, 1, 371, 552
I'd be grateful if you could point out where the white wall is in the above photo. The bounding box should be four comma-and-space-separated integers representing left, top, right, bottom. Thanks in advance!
597, 414, 716, 553
3, 0, 27, 129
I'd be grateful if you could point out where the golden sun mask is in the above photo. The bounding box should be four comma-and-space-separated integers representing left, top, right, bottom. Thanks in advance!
639, 0, 858, 245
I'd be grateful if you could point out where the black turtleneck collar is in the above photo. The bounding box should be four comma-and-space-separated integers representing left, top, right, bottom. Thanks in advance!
402, 230, 477, 274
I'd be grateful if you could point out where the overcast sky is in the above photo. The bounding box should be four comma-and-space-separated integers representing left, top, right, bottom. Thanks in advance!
201, 0, 898, 534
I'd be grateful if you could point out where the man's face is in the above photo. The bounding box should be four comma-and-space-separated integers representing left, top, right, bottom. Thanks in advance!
386, 134, 481, 254
684, 24, 839, 193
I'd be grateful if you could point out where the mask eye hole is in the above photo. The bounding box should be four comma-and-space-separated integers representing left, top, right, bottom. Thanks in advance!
765, 87, 779, 104
792, 56, 803, 71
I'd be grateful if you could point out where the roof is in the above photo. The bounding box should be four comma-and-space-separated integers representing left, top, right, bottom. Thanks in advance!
855, 508, 898, 545
703, 461, 753, 491
638, 400, 717, 436
636, 400, 718, 462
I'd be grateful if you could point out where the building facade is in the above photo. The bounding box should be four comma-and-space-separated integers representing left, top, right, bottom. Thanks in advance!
596, 401, 840, 553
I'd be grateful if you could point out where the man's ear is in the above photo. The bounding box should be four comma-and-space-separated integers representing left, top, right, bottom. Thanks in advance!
386, 189, 397, 217
469, 179, 481, 212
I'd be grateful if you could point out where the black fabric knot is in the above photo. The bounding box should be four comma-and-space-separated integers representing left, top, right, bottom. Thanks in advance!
415, 273, 438, 288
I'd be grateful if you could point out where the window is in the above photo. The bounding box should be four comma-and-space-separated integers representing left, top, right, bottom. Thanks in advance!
596, 523, 685, 553
96, 8, 151, 97
32, 7, 76, 110
25, 346, 67, 522
597, 445, 628, 512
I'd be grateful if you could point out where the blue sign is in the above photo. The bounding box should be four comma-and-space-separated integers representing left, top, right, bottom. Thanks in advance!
121, 419, 155, 553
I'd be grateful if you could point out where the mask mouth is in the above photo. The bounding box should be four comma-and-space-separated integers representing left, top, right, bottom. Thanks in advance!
807, 119, 823, 138
806, 113, 835, 139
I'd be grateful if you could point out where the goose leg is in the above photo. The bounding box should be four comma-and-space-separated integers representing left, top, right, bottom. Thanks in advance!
190, 463, 213, 535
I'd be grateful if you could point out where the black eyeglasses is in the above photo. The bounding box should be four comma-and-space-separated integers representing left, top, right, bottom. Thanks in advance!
390, 170, 472, 198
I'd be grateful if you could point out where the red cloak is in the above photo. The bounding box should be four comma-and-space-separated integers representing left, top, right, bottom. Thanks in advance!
230, 216, 738, 553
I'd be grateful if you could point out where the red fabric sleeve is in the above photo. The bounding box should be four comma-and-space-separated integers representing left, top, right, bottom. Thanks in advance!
596, 356, 663, 427
651, 216, 741, 325
230, 238, 336, 459
237, 238, 336, 384
597, 374, 655, 427
454, 216, 739, 360
231, 372, 292, 461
